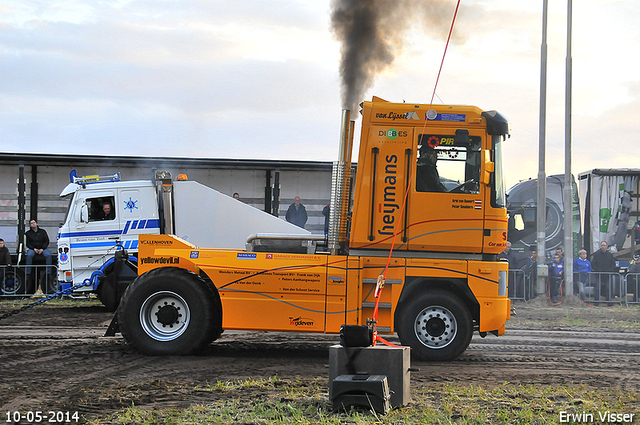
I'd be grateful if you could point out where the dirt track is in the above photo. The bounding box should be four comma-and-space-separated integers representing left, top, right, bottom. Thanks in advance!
0, 297, 639, 423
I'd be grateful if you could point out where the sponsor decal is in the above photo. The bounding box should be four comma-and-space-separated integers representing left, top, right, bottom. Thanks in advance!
269, 254, 323, 260
378, 128, 408, 140
237, 253, 257, 260
266, 253, 273, 259
426, 112, 466, 122
289, 316, 315, 327
190, 251, 199, 259
140, 256, 180, 265
378, 154, 399, 236
58, 244, 70, 265
375, 111, 420, 121
124, 197, 139, 213
140, 239, 173, 245
475, 200, 482, 210
328, 276, 344, 283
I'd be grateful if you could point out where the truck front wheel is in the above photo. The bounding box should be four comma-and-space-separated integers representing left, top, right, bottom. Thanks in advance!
396, 291, 472, 361
118, 267, 221, 355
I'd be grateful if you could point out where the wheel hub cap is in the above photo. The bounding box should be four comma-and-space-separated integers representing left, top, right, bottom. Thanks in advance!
140, 291, 190, 341
155, 303, 181, 326
414, 305, 457, 349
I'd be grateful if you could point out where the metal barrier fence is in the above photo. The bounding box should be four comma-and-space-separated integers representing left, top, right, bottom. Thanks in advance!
507, 269, 533, 301
625, 273, 640, 307
508, 269, 640, 306
572, 271, 624, 305
0, 264, 59, 297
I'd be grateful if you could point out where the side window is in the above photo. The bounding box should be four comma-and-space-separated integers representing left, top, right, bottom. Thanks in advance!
416, 133, 481, 194
88, 196, 116, 221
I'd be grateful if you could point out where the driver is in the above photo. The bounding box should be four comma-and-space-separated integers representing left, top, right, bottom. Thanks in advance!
416, 143, 447, 192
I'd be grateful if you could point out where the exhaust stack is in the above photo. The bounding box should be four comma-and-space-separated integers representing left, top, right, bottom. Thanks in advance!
154, 170, 175, 236
329, 109, 355, 255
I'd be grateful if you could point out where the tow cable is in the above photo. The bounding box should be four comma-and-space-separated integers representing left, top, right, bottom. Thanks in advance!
0, 271, 104, 322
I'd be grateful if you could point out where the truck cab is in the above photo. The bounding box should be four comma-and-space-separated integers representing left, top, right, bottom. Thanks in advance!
57, 172, 160, 293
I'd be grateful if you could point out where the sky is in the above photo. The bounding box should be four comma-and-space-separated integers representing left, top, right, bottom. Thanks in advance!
2, 0, 640, 189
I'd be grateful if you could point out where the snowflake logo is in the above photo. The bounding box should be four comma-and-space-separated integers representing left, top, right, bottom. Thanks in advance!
124, 197, 139, 213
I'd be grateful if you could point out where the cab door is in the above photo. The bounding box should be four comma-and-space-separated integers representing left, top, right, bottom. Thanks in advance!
67, 192, 120, 284
406, 130, 485, 254
349, 125, 412, 251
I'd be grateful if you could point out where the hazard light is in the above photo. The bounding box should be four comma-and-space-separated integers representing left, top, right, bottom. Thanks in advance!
177, 174, 188, 181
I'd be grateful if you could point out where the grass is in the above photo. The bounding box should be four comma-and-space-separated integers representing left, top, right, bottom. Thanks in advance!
84, 378, 639, 425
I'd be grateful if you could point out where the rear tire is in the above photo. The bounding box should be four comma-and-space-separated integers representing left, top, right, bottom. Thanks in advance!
1, 268, 26, 297
118, 267, 221, 355
97, 258, 139, 312
97, 266, 119, 312
396, 290, 472, 361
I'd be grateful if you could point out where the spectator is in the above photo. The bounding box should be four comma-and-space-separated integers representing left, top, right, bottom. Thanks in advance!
555, 246, 564, 262
232, 192, 240, 200
25, 219, 54, 279
632, 220, 640, 246
548, 253, 564, 304
591, 241, 616, 301
573, 249, 592, 299
285, 196, 308, 229
0, 238, 11, 290
629, 254, 640, 274
498, 241, 517, 266
627, 254, 640, 303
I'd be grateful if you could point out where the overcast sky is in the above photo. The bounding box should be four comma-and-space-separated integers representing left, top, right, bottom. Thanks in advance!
2, 0, 639, 188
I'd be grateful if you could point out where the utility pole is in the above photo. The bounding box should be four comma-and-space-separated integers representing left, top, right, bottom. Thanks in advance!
537, 0, 549, 296
563, 0, 574, 295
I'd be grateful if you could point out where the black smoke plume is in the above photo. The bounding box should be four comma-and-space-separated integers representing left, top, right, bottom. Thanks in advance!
330, 0, 456, 112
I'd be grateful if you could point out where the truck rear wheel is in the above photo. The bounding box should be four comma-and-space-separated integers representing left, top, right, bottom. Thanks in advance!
96, 275, 118, 312
1, 268, 26, 298
396, 290, 472, 361
118, 267, 221, 355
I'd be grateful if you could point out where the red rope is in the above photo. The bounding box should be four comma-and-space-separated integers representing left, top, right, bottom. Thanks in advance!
372, 0, 462, 347
430, 0, 461, 107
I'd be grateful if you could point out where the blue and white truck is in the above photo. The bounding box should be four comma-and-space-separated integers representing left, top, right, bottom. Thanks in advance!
57, 170, 310, 310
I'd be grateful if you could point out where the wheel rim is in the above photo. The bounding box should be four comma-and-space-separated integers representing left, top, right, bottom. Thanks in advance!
414, 305, 457, 349
140, 291, 190, 341
1, 272, 21, 295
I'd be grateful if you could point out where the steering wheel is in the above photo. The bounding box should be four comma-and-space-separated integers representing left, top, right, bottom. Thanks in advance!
449, 179, 476, 193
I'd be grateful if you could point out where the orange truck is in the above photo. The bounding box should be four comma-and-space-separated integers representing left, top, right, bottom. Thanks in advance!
116, 97, 512, 361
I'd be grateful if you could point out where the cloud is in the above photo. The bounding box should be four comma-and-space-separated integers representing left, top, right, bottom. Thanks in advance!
1, 0, 640, 189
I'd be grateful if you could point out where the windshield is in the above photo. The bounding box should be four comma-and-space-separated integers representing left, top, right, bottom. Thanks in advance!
493, 135, 507, 208
62, 194, 74, 225
416, 133, 481, 194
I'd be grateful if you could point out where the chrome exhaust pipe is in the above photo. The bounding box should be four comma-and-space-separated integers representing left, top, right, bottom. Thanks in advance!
329, 110, 354, 255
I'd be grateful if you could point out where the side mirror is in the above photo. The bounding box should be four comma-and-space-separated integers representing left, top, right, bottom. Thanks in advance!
482, 151, 494, 185
80, 203, 89, 223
